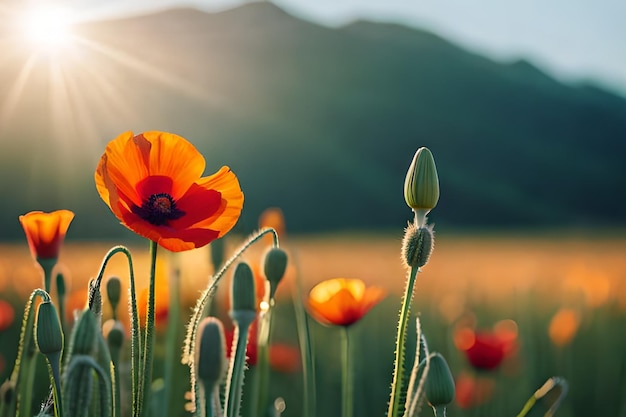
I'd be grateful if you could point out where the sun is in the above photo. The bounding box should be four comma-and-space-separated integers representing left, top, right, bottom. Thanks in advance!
19, 5, 76, 52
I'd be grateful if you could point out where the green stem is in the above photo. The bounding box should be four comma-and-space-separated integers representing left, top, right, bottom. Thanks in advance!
38, 258, 57, 294
253, 301, 274, 417
46, 352, 64, 417
140, 241, 159, 417
516, 396, 536, 417
203, 386, 215, 417
341, 327, 353, 417
433, 405, 447, 417
224, 315, 255, 417
210, 387, 222, 417
387, 266, 420, 417
292, 252, 316, 417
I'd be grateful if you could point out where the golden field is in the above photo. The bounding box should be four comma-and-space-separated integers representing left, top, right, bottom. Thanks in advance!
1, 231, 626, 416
2, 231, 625, 313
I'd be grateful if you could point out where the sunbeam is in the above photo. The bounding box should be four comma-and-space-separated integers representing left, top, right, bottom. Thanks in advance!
18, 5, 76, 52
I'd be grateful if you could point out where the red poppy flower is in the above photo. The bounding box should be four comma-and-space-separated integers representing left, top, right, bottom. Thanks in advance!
95, 131, 244, 252
308, 278, 386, 327
454, 321, 518, 371
19, 210, 74, 260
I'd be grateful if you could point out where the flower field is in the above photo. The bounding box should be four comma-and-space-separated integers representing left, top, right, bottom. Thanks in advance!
1, 231, 625, 416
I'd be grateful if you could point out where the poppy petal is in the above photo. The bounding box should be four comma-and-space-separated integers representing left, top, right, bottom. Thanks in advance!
308, 278, 385, 326
134, 176, 175, 201
19, 210, 75, 259
171, 184, 222, 229
101, 131, 146, 207
140, 132, 206, 199
182, 167, 244, 237
158, 227, 220, 252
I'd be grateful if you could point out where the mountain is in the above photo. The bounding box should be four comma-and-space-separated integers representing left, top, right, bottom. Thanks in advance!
1, 1, 625, 240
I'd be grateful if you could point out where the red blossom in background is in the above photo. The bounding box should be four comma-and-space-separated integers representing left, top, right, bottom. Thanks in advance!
454, 319, 518, 371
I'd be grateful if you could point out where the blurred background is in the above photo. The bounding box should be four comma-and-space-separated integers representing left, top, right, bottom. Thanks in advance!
0, 0, 625, 238
0, 1, 625, 416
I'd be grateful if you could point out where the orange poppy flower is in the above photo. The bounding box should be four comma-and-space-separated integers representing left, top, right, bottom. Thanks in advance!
19, 210, 74, 260
308, 278, 386, 327
95, 131, 244, 252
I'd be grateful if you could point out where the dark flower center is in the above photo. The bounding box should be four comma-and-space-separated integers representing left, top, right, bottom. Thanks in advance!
133, 193, 185, 226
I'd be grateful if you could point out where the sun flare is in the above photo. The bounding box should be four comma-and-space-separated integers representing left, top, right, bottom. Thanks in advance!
19, 6, 76, 51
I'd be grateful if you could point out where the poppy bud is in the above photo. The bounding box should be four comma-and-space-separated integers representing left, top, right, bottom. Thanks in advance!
263, 247, 288, 299
402, 223, 434, 269
106, 277, 122, 312
210, 238, 225, 272
69, 309, 98, 356
56, 272, 66, 299
230, 262, 257, 318
425, 353, 455, 408
195, 317, 227, 392
35, 301, 64, 355
105, 319, 124, 351
404, 147, 439, 226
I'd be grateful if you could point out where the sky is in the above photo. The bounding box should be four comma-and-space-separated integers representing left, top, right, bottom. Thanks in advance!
12, 0, 626, 96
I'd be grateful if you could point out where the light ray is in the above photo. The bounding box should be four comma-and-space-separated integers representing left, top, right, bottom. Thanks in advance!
0, 53, 38, 129
74, 36, 216, 105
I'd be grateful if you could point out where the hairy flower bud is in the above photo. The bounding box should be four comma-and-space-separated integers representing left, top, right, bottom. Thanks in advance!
106, 277, 122, 312
195, 317, 227, 391
263, 247, 288, 299
35, 301, 64, 355
230, 262, 257, 315
404, 147, 439, 226
69, 309, 98, 356
56, 273, 66, 299
425, 353, 455, 408
105, 319, 124, 351
402, 223, 434, 269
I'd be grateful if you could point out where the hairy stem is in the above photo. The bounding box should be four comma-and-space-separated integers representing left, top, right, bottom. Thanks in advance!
387, 266, 419, 417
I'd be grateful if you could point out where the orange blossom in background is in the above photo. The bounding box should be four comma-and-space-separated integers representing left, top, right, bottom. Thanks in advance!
19, 210, 74, 261
95, 131, 244, 252
308, 278, 386, 327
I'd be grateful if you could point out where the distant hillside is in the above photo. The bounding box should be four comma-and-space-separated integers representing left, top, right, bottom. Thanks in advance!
1, 1, 625, 240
